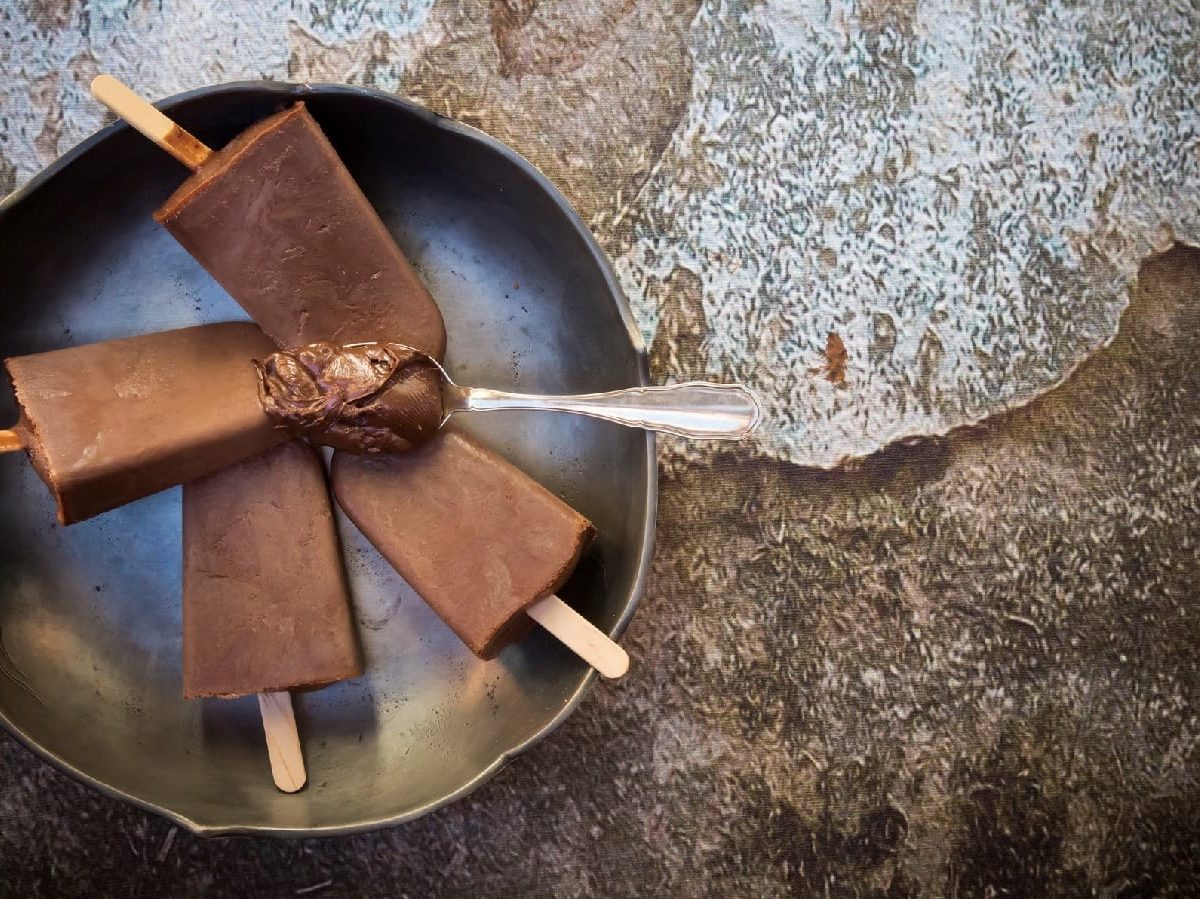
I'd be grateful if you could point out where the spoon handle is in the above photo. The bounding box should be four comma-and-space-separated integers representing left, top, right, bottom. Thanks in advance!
454, 382, 763, 439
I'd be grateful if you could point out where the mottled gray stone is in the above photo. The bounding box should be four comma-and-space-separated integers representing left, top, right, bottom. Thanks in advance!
615, 0, 1200, 466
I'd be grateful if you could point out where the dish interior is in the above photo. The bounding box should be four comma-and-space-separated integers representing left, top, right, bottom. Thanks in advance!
0, 84, 653, 833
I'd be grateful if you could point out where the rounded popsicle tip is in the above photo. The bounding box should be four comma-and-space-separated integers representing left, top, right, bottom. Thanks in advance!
90, 73, 212, 171
90, 74, 149, 122
90, 73, 120, 99
596, 644, 631, 680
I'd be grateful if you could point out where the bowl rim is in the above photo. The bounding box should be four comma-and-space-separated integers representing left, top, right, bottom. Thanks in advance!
0, 79, 658, 838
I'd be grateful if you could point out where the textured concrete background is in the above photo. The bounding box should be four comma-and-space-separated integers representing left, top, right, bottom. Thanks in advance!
2, 1, 1200, 896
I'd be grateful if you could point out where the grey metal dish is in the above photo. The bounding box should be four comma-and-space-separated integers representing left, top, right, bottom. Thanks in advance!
0, 82, 656, 836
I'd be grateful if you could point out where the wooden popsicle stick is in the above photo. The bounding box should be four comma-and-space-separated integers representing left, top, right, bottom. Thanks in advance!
90, 75, 213, 171
257, 691, 306, 793
526, 595, 630, 679
0, 429, 23, 454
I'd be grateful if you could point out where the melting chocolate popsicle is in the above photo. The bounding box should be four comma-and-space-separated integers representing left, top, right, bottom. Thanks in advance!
184, 439, 362, 791
183, 440, 361, 698
332, 431, 594, 659
155, 103, 446, 360
3, 322, 284, 524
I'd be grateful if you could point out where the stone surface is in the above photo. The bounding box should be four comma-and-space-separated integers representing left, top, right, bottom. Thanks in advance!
615, 0, 1200, 466
3, 1, 1200, 895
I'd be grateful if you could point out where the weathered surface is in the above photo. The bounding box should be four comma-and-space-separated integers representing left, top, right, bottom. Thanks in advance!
398, 0, 701, 229
3, 0, 1200, 895
616, 0, 1200, 466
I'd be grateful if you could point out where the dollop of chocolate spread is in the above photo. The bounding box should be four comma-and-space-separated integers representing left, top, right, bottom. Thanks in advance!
256, 342, 444, 453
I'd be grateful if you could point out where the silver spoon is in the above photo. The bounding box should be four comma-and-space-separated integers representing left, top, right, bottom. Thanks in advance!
348, 342, 763, 440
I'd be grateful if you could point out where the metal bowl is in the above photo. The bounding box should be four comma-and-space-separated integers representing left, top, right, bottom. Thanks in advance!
0, 83, 655, 835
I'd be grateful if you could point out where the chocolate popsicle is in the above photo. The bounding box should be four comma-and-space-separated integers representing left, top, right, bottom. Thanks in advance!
183, 440, 361, 698
184, 439, 361, 791
2, 322, 284, 524
333, 431, 594, 659
155, 103, 445, 359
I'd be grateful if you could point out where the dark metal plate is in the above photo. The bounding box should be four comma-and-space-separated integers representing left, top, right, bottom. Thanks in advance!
0, 82, 655, 835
